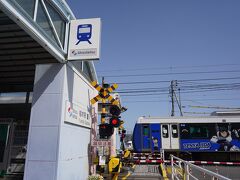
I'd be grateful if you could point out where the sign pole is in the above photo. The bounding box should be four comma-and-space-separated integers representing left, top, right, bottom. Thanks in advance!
101, 77, 106, 124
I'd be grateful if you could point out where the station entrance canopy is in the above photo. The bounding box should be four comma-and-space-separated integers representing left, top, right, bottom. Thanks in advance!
0, 0, 97, 93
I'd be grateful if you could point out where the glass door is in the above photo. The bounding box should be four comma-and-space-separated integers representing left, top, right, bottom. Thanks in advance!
161, 124, 171, 149
170, 124, 179, 149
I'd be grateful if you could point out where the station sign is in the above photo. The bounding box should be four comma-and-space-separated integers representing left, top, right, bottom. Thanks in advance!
64, 101, 91, 128
67, 18, 101, 60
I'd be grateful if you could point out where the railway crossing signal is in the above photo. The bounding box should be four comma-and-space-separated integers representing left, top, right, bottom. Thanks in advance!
91, 81, 119, 125
99, 123, 114, 139
109, 105, 122, 128
90, 81, 118, 105
91, 80, 123, 139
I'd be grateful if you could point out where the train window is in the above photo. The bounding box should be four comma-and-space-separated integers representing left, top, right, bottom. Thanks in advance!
172, 125, 178, 138
181, 128, 189, 138
228, 123, 240, 139
189, 125, 209, 139
143, 125, 149, 136
162, 125, 169, 138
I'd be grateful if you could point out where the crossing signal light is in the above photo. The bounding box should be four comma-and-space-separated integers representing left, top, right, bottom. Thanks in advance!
109, 117, 120, 128
99, 123, 114, 139
109, 105, 121, 116
109, 105, 121, 128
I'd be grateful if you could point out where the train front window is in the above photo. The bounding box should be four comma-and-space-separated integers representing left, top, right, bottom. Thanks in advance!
143, 125, 149, 136
162, 125, 169, 138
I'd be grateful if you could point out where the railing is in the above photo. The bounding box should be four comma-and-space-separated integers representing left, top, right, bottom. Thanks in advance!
170, 155, 231, 180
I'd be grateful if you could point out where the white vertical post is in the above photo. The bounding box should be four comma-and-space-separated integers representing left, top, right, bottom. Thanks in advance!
185, 164, 190, 180
171, 155, 174, 180
160, 148, 165, 161
110, 128, 117, 157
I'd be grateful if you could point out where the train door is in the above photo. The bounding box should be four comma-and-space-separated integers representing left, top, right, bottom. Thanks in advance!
170, 124, 179, 149
142, 124, 150, 151
161, 124, 170, 149
161, 124, 179, 149
151, 124, 161, 151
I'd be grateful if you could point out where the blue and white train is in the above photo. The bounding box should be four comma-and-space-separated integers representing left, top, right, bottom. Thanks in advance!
133, 116, 240, 154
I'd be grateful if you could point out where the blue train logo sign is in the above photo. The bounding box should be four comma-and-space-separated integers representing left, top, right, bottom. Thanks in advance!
76, 24, 92, 45
68, 18, 101, 60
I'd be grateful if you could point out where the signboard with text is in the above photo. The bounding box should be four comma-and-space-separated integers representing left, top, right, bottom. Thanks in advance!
91, 139, 112, 147
68, 18, 101, 60
65, 101, 91, 128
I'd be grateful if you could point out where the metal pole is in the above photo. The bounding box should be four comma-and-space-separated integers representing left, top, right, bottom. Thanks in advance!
171, 155, 174, 180
101, 77, 106, 124
178, 88, 183, 116
171, 80, 175, 116
185, 164, 189, 180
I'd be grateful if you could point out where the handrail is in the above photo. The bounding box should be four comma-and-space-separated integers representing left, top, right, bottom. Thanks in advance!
170, 155, 231, 180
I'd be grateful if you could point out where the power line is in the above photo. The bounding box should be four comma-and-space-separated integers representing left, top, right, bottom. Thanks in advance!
101, 69, 240, 78
123, 98, 240, 103
109, 76, 240, 84
120, 88, 239, 96
183, 112, 210, 115
97, 63, 240, 73
117, 83, 240, 94
117, 82, 240, 92
188, 105, 240, 110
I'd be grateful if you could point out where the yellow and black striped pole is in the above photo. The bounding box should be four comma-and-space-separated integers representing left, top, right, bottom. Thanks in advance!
101, 98, 106, 124
101, 77, 107, 124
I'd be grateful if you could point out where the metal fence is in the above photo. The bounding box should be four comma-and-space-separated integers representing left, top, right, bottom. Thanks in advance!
170, 155, 231, 180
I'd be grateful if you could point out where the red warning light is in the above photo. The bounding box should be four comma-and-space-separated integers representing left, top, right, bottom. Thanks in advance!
110, 117, 120, 127
111, 119, 118, 125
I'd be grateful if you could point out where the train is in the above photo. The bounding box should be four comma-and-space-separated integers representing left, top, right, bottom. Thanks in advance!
132, 116, 240, 161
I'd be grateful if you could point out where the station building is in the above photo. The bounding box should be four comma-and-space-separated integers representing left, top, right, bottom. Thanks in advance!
0, 0, 98, 179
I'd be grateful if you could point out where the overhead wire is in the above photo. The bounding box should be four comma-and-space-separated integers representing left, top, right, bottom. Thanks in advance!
109, 76, 240, 85
117, 82, 240, 91
117, 82, 240, 94
100, 69, 240, 78
97, 63, 240, 73
123, 98, 240, 103
98, 66, 240, 111
120, 87, 240, 96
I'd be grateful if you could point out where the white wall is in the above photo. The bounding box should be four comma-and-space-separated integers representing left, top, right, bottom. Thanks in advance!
24, 63, 97, 180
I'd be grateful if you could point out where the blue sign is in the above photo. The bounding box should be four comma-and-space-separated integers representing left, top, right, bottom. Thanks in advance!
76, 24, 92, 45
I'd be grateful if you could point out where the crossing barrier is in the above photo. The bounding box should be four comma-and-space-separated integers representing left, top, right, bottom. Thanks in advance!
132, 152, 240, 165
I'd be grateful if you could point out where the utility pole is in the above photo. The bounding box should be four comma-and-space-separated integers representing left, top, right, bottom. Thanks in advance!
170, 80, 175, 116
170, 80, 183, 116
178, 88, 183, 116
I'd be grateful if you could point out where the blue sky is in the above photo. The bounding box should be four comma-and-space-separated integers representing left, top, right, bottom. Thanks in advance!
67, 0, 240, 132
